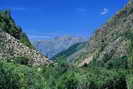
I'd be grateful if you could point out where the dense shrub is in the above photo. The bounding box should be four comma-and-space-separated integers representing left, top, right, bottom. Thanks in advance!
124, 31, 133, 69
89, 56, 128, 70
41, 61, 128, 89
127, 74, 133, 89
7, 57, 30, 65
0, 60, 131, 89
0, 62, 20, 89
0, 61, 47, 89
105, 56, 128, 69
126, 70, 133, 89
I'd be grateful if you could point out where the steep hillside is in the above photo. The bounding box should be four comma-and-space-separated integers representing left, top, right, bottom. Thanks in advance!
1, 2, 133, 89
0, 10, 49, 66
51, 42, 87, 62
73, 1, 133, 67
52, 1, 133, 68
0, 10, 33, 48
32, 36, 86, 58
0, 29, 50, 66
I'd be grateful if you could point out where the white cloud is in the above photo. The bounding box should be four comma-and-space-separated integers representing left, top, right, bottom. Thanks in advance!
100, 8, 109, 15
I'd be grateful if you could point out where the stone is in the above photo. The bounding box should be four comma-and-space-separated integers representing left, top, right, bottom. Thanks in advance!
0, 29, 51, 66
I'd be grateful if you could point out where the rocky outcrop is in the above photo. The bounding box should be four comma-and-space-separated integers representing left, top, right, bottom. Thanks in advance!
0, 10, 33, 48
76, 1, 133, 66
52, 1, 133, 66
0, 29, 50, 66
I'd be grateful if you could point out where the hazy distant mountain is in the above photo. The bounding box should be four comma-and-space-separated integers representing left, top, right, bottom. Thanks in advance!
32, 35, 87, 58
51, 41, 87, 62
1, 1, 133, 89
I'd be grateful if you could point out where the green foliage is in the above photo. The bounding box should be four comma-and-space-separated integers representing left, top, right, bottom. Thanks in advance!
51, 42, 86, 62
0, 59, 132, 89
41, 61, 129, 89
0, 61, 47, 89
42, 60, 76, 89
7, 57, 30, 65
0, 62, 20, 89
105, 56, 128, 69
127, 74, 133, 89
124, 31, 133, 69
81, 68, 127, 89
89, 56, 128, 70
1, 2, 133, 88
20, 33, 33, 48
0, 10, 33, 48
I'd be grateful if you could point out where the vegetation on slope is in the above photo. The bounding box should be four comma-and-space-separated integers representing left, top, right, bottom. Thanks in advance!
68, 1, 133, 66
1, 1, 133, 89
0, 60, 47, 89
1, 58, 133, 89
0, 10, 33, 48
32, 36, 86, 58
51, 42, 87, 62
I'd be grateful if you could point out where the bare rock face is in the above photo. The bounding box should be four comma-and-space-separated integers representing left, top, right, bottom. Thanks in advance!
0, 29, 50, 66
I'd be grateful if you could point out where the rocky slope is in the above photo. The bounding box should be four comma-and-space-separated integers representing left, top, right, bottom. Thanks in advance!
32, 36, 86, 58
1, 2, 133, 89
0, 10, 49, 66
0, 10, 33, 48
54, 1, 133, 67
76, 1, 133, 67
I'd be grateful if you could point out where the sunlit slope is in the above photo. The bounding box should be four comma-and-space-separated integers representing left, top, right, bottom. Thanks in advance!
0, 10, 50, 66
75, 1, 133, 67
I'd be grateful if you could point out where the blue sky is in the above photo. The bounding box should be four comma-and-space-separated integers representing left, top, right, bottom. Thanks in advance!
0, 0, 128, 40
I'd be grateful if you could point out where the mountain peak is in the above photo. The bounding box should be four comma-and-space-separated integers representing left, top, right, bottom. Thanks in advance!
32, 36, 87, 58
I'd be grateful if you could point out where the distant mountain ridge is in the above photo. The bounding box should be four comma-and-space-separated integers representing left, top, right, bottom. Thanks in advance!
53, 1, 133, 68
51, 42, 87, 62
1, 1, 133, 89
32, 35, 87, 58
